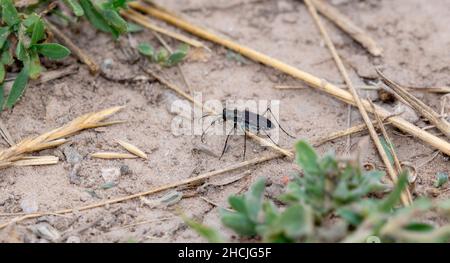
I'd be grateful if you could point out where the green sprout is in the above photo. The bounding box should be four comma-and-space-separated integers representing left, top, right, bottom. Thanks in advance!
138, 42, 189, 67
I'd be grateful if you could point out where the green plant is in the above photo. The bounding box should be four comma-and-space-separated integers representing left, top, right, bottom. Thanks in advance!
138, 42, 189, 67
0, 0, 130, 110
0, 0, 71, 109
189, 141, 450, 243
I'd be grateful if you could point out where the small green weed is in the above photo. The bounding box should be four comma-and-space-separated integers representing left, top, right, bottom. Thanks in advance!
138, 42, 189, 67
188, 141, 450, 243
0, 0, 130, 110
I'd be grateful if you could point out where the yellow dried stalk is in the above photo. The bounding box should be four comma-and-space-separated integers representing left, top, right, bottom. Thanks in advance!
91, 152, 138, 159
13, 156, 59, 166
0, 106, 124, 169
116, 139, 148, 159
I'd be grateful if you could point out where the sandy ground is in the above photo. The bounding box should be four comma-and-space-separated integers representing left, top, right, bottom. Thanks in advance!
0, 0, 449, 242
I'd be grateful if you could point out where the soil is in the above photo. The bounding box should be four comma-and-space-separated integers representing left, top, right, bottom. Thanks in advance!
0, 0, 449, 243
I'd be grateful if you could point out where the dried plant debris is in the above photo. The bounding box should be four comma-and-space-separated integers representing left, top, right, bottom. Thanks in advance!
91, 152, 137, 159
116, 139, 148, 159
141, 191, 183, 208
377, 69, 450, 138
0, 106, 124, 168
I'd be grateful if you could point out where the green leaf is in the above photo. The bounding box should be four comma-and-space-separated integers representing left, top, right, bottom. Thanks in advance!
295, 140, 320, 176
184, 217, 224, 243
15, 41, 28, 61
31, 19, 45, 45
101, 182, 117, 189
101, 8, 127, 34
276, 204, 313, 240
228, 196, 247, 214
1, 0, 20, 27
434, 172, 448, 188
22, 14, 40, 29
79, 0, 112, 33
1, 48, 13, 66
165, 50, 188, 67
244, 178, 266, 222
137, 43, 154, 57
380, 136, 395, 166
378, 172, 408, 212
0, 27, 10, 49
127, 22, 143, 33
34, 43, 71, 60
155, 48, 169, 63
26, 51, 42, 79
0, 83, 4, 110
63, 0, 85, 16
6, 65, 29, 108
0, 64, 4, 83
220, 209, 256, 236
403, 222, 435, 232
337, 208, 364, 226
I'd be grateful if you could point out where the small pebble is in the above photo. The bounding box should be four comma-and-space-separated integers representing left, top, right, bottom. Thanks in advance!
102, 58, 114, 72
63, 146, 82, 165
30, 223, 61, 242
101, 167, 121, 183
20, 197, 39, 213
120, 165, 132, 176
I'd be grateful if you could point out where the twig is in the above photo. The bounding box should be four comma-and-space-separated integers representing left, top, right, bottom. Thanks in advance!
111, 217, 176, 230
312, 121, 389, 146
304, 0, 410, 205
407, 86, 450, 94
38, 65, 79, 83
121, 9, 206, 49
141, 67, 294, 158
0, 121, 15, 146
0, 153, 281, 229
128, 2, 450, 156
377, 69, 450, 139
45, 19, 99, 74
416, 151, 440, 169
310, 0, 383, 56
370, 101, 413, 202
200, 197, 233, 212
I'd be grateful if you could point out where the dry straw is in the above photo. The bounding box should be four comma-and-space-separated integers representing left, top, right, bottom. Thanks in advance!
91, 152, 138, 159
116, 139, 148, 159
0, 107, 124, 168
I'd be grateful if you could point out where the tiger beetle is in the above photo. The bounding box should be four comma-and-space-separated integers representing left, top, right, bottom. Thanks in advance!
201, 108, 295, 159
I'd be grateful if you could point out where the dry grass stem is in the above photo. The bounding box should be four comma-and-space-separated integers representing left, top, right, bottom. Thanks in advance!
370, 101, 413, 202
116, 140, 148, 159
313, 121, 390, 146
377, 69, 450, 139
0, 121, 15, 146
0, 106, 124, 169
311, 0, 383, 56
91, 152, 138, 159
13, 156, 59, 166
408, 86, 450, 94
0, 153, 281, 229
129, 1, 450, 156
304, 0, 411, 205
45, 20, 99, 74
122, 9, 205, 49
